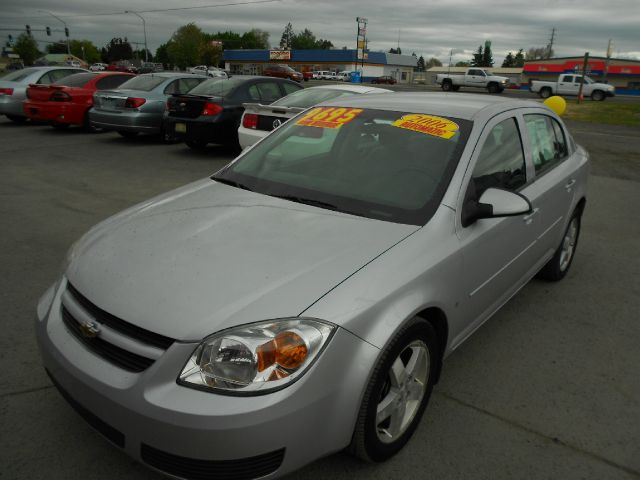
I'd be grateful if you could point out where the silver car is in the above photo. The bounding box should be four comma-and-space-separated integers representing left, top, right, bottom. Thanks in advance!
36, 93, 588, 479
89, 73, 207, 138
0, 66, 87, 122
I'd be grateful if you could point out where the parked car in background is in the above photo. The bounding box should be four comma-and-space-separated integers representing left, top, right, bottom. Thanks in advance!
4, 62, 25, 72
189, 65, 228, 78
107, 61, 138, 74
89, 63, 107, 72
336, 71, 352, 82
302, 71, 313, 82
23, 72, 134, 131
138, 62, 165, 74
317, 70, 336, 80
436, 68, 509, 93
530, 74, 615, 101
0, 66, 86, 122
37, 93, 588, 480
90, 73, 207, 138
238, 84, 392, 149
164, 76, 302, 149
312, 70, 321, 79
371, 75, 397, 85
262, 65, 303, 83
65, 60, 82, 68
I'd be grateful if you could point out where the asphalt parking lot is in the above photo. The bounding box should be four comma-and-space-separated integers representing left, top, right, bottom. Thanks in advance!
0, 115, 639, 480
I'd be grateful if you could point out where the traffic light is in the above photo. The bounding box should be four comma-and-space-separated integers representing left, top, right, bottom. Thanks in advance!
46, 26, 51, 36
64, 27, 69, 37
25, 25, 31, 36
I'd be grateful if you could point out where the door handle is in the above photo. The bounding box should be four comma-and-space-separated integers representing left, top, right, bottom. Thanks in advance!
523, 208, 539, 224
565, 179, 576, 191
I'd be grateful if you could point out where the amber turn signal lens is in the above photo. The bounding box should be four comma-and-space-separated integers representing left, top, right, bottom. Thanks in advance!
275, 331, 308, 370
256, 340, 276, 372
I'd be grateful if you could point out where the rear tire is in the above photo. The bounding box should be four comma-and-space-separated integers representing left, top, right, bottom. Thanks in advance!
591, 90, 605, 101
349, 317, 439, 462
117, 130, 139, 138
537, 209, 582, 281
487, 82, 499, 94
441, 81, 452, 92
539, 87, 552, 99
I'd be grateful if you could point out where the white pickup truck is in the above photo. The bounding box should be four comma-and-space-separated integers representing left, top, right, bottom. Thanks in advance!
530, 74, 615, 101
436, 68, 510, 93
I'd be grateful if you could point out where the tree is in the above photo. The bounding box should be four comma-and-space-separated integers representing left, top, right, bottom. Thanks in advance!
514, 49, 525, 67
167, 23, 204, 69
526, 47, 553, 61
388, 47, 402, 54
200, 41, 223, 67
455, 61, 470, 67
70, 40, 101, 64
46, 43, 67, 54
426, 57, 442, 68
13, 33, 40, 65
416, 55, 426, 71
279, 22, 294, 49
470, 45, 483, 67
103, 38, 133, 62
502, 51, 515, 67
482, 41, 494, 67
155, 43, 170, 67
133, 48, 154, 62
242, 29, 269, 49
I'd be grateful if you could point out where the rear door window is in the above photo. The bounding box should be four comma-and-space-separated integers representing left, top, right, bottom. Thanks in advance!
96, 75, 131, 90
524, 114, 569, 175
256, 82, 283, 103
178, 77, 204, 93
282, 82, 302, 96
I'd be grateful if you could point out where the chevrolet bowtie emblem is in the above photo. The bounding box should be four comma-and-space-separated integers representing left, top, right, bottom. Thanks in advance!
79, 320, 100, 338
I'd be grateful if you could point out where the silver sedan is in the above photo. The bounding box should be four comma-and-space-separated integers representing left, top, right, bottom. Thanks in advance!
0, 66, 87, 121
89, 73, 207, 138
36, 93, 588, 479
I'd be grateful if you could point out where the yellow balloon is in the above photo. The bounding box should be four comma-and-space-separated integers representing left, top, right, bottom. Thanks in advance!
543, 96, 567, 116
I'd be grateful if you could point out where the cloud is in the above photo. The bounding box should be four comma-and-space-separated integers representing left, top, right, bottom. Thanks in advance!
3, 0, 639, 63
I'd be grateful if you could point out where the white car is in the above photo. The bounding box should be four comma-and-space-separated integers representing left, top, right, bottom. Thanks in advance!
89, 63, 107, 72
189, 65, 228, 78
336, 71, 351, 82
238, 84, 391, 149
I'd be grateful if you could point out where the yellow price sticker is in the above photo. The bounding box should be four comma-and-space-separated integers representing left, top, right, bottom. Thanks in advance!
392, 114, 459, 139
296, 107, 364, 129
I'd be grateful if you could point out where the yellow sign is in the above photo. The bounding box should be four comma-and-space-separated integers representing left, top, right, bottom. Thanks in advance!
296, 107, 363, 129
392, 114, 459, 139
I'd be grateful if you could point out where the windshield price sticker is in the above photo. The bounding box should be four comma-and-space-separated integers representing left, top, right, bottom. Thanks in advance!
392, 114, 459, 139
296, 107, 363, 129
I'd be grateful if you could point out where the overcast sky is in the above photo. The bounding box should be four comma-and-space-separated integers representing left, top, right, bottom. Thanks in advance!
3, 0, 639, 64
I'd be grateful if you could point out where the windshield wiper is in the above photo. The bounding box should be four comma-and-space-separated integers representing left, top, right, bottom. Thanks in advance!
212, 177, 254, 192
271, 194, 339, 211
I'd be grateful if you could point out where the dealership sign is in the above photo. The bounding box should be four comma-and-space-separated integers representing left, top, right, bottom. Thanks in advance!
270, 50, 291, 60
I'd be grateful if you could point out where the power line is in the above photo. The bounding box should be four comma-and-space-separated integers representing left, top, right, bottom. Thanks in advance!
2, 0, 280, 20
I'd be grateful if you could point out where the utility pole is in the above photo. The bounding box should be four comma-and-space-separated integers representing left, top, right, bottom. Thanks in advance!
603, 39, 613, 82
546, 27, 556, 59
577, 51, 589, 104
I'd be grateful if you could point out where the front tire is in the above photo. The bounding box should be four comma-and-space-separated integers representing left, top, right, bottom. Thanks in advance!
539, 87, 552, 99
349, 318, 439, 462
487, 82, 499, 94
591, 90, 605, 101
538, 210, 582, 281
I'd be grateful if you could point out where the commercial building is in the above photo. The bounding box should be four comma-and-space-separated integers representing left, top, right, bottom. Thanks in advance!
223, 49, 417, 83
523, 56, 640, 95
34, 53, 88, 69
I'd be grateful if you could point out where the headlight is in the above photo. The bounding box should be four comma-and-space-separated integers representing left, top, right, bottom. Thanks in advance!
178, 318, 335, 395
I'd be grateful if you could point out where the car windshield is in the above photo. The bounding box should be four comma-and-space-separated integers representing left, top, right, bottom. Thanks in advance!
54, 73, 96, 87
188, 78, 239, 96
117, 75, 166, 91
214, 107, 471, 225
272, 88, 362, 108
583, 75, 594, 84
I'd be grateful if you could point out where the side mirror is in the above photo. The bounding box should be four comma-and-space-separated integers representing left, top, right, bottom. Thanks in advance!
461, 187, 532, 227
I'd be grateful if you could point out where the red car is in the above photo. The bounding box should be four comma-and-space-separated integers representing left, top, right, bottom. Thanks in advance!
23, 72, 134, 130
371, 75, 397, 85
262, 64, 303, 83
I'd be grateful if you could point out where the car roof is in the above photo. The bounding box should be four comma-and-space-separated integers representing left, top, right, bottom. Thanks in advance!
322, 92, 542, 120
138, 72, 207, 79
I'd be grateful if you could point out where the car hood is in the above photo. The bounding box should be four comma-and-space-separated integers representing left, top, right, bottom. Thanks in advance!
66, 179, 418, 341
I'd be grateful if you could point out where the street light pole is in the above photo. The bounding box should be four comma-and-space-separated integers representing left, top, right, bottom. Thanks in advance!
40, 10, 70, 55
125, 11, 148, 62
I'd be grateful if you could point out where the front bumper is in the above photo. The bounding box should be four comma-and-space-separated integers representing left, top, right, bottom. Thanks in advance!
36, 279, 378, 479
89, 108, 162, 134
23, 100, 87, 125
